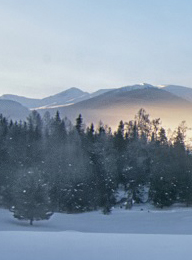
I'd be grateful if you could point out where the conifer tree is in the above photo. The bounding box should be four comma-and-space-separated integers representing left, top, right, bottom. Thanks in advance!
10, 169, 53, 225
75, 114, 84, 135
114, 120, 126, 184
91, 128, 117, 213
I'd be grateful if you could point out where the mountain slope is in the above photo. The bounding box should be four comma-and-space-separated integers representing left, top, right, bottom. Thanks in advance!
0, 84, 155, 110
163, 85, 192, 102
2, 84, 192, 130
0, 94, 41, 109
38, 87, 90, 108
37, 87, 192, 131
0, 88, 113, 109
0, 100, 29, 121
0, 88, 89, 109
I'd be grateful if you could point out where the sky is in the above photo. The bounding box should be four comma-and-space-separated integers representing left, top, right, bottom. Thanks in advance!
0, 0, 192, 98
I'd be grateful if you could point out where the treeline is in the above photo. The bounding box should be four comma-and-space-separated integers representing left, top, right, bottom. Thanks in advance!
0, 108, 192, 219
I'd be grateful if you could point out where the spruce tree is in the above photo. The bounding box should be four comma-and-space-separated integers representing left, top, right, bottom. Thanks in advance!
75, 114, 84, 135
114, 121, 126, 184
10, 169, 53, 225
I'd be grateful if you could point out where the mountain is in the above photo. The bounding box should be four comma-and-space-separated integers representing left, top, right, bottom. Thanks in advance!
162, 85, 192, 102
0, 88, 89, 109
2, 84, 192, 131
0, 100, 29, 121
37, 87, 192, 131
89, 89, 114, 98
38, 87, 90, 108
0, 94, 41, 109
0, 87, 114, 109
0, 84, 155, 110
114, 83, 156, 93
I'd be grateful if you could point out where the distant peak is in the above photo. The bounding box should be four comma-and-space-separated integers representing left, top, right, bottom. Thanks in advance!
138, 83, 151, 86
136, 83, 155, 88
67, 87, 83, 91
116, 83, 156, 93
55, 87, 89, 97
63, 87, 84, 93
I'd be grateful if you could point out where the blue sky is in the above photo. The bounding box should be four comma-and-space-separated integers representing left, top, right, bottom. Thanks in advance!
0, 0, 192, 98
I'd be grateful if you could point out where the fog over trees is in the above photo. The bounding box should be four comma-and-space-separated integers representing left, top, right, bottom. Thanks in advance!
0, 109, 192, 223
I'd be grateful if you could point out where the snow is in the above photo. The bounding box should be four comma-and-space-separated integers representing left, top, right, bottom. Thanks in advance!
1, 205, 192, 259
1, 232, 192, 260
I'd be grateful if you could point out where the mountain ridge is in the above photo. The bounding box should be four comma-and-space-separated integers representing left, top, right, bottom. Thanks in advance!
35, 87, 192, 131
1, 83, 192, 131
0, 87, 114, 109
2, 83, 192, 110
162, 85, 192, 103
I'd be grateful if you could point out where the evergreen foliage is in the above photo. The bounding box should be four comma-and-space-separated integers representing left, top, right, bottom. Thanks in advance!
10, 169, 53, 225
0, 108, 192, 223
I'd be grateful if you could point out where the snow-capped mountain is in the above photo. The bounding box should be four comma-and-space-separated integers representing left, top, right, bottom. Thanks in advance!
0, 88, 90, 109
0, 87, 114, 109
37, 86, 192, 131
1, 83, 192, 130
114, 83, 156, 93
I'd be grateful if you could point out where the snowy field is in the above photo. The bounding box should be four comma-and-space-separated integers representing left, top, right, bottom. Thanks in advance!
1, 205, 192, 259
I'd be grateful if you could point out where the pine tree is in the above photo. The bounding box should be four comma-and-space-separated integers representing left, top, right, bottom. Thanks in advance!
172, 122, 192, 205
114, 121, 126, 184
149, 175, 177, 208
10, 169, 53, 225
75, 114, 84, 135
149, 128, 177, 208
91, 128, 117, 213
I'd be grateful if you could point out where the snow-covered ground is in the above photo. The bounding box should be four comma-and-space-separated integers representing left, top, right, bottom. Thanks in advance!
1, 205, 192, 259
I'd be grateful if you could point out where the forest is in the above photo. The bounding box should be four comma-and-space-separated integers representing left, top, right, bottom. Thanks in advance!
0, 108, 191, 224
